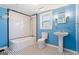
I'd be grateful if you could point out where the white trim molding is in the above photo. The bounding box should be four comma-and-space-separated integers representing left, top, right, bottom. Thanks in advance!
64, 48, 78, 54
46, 44, 78, 54
46, 44, 58, 48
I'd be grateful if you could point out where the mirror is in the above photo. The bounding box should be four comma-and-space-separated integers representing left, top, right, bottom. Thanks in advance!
54, 12, 66, 24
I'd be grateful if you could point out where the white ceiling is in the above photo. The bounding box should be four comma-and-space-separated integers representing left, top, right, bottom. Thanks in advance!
0, 4, 67, 15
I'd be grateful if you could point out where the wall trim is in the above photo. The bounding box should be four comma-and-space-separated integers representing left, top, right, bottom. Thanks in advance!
7, 9, 9, 47
46, 44, 58, 48
9, 9, 31, 16
46, 44, 78, 54
64, 48, 78, 54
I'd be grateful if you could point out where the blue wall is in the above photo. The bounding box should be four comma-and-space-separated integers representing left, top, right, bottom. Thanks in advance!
0, 7, 8, 48
37, 4, 76, 51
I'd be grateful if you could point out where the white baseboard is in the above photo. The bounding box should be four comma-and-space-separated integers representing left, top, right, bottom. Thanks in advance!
46, 44, 58, 48
64, 48, 78, 54
46, 44, 78, 54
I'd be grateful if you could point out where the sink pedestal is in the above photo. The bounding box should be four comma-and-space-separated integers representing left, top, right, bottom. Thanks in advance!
58, 36, 64, 54
54, 32, 68, 54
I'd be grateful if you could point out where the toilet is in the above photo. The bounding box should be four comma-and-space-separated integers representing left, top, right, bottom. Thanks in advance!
37, 32, 48, 48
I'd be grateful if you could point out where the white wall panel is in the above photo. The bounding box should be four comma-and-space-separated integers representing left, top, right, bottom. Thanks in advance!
9, 11, 31, 39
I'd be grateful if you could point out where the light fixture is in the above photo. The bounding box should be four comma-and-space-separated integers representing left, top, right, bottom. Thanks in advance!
54, 14, 58, 26
0, 16, 2, 19
54, 14, 58, 21
65, 11, 71, 20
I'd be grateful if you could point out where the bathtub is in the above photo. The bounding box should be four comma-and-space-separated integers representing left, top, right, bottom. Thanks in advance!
9, 37, 36, 51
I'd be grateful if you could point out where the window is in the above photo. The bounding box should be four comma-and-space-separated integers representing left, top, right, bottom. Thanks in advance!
40, 11, 52, 29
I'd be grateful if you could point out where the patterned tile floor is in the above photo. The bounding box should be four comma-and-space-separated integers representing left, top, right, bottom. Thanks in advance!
7, 45, 78, 55
0, 51, 8, 55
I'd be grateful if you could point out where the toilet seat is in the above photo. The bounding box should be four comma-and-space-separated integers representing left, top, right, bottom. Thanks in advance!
37, 32, 48, 48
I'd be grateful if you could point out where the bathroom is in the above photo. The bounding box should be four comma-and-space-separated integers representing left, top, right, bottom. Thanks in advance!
0, 4, 79, 55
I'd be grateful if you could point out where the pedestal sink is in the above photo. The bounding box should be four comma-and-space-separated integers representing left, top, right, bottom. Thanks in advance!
54, 32, 68, 54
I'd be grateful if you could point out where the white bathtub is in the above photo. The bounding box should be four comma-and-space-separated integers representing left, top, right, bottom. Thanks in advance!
9, 37, 36, 51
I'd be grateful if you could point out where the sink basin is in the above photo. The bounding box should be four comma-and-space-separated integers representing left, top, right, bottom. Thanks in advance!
54, 32, 68, 37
